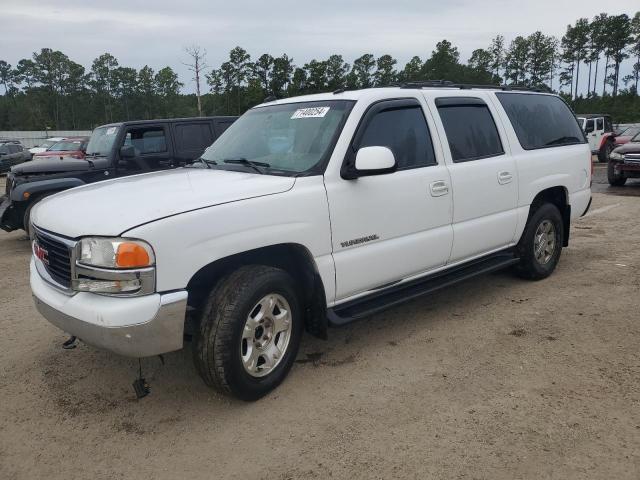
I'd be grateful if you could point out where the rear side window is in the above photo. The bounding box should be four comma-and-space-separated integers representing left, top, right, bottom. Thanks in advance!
175, 123, 214, 153
496, 93, 585, 150
357, 103, 436, 169
215, 120, 235, 136
436, 97, 504, 162
596, 118, 604, 131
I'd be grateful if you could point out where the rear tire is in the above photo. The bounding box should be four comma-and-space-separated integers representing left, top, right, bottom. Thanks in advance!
192, 265, 302, 401
607, 161, 627, 186
514, 203, 564, 280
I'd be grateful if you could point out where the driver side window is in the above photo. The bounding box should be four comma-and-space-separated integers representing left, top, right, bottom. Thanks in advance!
124, 127, 167, 155
357, 103, 436, 170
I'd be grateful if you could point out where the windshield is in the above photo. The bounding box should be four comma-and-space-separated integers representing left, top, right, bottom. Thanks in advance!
86, 126, 119, 156
200, 100, 354, 175
48, 140, 84, 151
40, 140, 58, 150
621, 127, 640, 138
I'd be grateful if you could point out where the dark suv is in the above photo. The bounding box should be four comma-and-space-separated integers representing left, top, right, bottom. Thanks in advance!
0, 141, 32, 173
0, 116, 236, 233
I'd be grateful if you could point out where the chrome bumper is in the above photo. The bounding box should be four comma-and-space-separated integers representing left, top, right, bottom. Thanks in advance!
33, 288, 188, 358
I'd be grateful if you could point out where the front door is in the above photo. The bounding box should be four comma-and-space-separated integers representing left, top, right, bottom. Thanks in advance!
430, 95, 518, 262
117, 124, 173, 176
325, 98, 453, 301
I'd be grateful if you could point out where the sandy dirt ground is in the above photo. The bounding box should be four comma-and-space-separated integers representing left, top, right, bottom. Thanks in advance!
1, 165, 639, 479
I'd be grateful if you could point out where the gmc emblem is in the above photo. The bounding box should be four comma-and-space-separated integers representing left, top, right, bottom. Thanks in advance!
33, 241, 49, 265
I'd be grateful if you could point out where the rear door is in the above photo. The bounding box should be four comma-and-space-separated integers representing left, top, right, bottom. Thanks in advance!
213, 118, 235, 138
429, 95, 518, 262
326, 98, 453, 300
172, 121, 215, 163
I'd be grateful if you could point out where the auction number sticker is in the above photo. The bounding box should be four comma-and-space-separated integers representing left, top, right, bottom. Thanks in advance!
291, 107, 330, 119
106, 127, 117, 135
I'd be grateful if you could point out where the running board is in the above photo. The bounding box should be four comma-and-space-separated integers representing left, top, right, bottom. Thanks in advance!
327, 251, 519, 326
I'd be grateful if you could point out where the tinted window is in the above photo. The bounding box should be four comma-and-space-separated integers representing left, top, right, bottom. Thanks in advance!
0, 146, 9, 155
585, 119, 594, 132
436, 98, 504, 162
604, 117, 612, 132
215, 121, 234, 136
175, 123, 214, 154
126, 127, 167, 154
358, 106, 436, 169
596, 118, 604, 131
496, 93, 585, 150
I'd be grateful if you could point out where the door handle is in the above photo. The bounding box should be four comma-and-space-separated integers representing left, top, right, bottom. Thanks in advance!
497, 171, 513, 185
429, 180, 449, 197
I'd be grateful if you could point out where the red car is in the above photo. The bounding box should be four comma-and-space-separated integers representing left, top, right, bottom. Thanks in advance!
614, 126, 640, 146
32, 136, 89, 161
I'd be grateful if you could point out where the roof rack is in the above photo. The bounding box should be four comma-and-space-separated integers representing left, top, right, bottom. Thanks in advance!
398, 80, 549, 93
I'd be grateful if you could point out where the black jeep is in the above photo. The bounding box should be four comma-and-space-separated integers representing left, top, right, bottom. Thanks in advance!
0, 116, 236, 233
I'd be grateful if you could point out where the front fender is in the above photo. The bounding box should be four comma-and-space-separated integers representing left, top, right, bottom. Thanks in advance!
10, 178, 85, 202
123, 176, 337, 304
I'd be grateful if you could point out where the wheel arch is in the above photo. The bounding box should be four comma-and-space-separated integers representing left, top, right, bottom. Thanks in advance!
186, 243, 328, 339
528, 186, 570, 247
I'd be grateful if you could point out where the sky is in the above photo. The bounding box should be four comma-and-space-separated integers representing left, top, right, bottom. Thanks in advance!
1, 0, 638, 95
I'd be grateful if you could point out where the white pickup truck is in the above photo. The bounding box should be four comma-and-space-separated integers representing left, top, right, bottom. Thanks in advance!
30, 84, 592, 400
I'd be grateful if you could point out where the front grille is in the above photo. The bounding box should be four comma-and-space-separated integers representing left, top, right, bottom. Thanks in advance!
35, 230, 72, 288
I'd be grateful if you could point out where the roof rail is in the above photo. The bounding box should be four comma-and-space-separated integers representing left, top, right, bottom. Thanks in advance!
398, 80, 550, 93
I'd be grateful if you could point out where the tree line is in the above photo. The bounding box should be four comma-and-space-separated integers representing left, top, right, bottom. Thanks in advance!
0, 11, 638, 131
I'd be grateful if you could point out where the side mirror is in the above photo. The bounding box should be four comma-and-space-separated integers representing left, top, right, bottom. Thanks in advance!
120, 145, 136, 159
354, 146, 396, 176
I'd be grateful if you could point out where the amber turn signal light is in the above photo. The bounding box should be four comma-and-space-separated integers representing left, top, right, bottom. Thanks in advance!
115, 242, 151, 268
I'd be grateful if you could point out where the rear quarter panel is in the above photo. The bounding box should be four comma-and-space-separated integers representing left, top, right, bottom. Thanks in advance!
488, 93, 591, 240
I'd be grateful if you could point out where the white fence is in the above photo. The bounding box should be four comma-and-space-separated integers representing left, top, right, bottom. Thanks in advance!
0, 131, 93, 148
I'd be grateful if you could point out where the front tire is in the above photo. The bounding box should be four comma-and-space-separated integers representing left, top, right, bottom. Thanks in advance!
192, 265, 302, 401
514, 203, 564, 280
607, 161, 627, 186
598, 140, 613, 163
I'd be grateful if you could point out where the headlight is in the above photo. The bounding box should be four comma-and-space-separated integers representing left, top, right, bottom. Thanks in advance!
610, 151, 624, 161
78, 237, 155, 269
73, 237, 155, 295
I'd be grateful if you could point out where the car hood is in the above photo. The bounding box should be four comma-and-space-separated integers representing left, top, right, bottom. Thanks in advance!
12, 158, 92, 174
613, 142, 640, 154
31, 168, 296, 237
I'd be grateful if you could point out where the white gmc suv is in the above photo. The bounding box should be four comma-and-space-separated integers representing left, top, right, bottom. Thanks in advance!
29, 84, 592, 400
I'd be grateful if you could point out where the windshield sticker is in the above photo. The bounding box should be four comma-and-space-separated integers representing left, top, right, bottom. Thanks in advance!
291, 107, 330, 119
106, 127, 117, 135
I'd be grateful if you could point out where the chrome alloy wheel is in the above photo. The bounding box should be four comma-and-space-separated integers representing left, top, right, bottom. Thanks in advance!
534, 220, 556, 265
241, 293, 292, 378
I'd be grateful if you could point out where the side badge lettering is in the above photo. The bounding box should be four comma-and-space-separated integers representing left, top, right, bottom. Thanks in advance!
340, 234, 379, 248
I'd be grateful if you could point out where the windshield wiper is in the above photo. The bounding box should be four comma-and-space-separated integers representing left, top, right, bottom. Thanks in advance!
189, 157, 217, 169
223, 158, 269, 174
545, 136, 581, 146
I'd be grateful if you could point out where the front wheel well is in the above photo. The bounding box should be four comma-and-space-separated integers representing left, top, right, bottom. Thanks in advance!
186, 244, 328, 339
529, 186, 570, 247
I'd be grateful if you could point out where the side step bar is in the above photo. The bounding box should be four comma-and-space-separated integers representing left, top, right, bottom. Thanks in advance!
327, 251, 520, 326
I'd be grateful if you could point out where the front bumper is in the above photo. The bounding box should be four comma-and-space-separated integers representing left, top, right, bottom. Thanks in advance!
0, 195, 24, 232
31, 259, 188, 357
